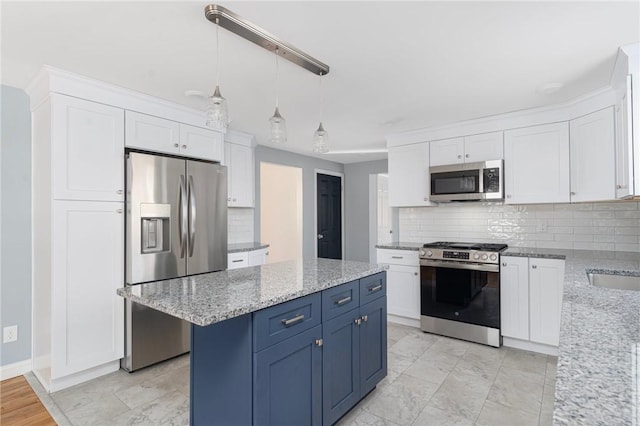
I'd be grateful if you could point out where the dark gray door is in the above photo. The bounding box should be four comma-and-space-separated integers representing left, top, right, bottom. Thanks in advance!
317, 173, 342, 259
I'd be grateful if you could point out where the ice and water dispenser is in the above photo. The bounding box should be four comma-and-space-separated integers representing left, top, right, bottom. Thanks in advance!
140, 203, 171, 254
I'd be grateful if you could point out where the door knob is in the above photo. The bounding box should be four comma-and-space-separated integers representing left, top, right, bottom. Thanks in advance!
318, 234, 324, 239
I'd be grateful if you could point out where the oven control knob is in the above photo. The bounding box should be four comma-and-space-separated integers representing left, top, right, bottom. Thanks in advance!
426, 250, 433, 257
473, 253, 480, 260
481, 254, 488, 260
490, 254, 497, 261
419, 250, 425, 257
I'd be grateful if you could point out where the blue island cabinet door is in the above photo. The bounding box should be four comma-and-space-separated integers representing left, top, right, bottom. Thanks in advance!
359, 296, 387, 396
322, 308, 360, 425
254, 325, 323, 426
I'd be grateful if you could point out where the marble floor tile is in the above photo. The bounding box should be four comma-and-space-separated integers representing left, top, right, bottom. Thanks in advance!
475, 400, 539, 426
412, 405, 474, 426
388, 333, 437, 361
338, 409, 401, 426
385, 351, 416, 385
403, 347, 460, 385
62, 392, 130, 426
365, 374, 440, 426
387, 323, 422, 342
110, 390, 189, 426
501, 348, 548, 376
427, 367, 493, 422
455, 351, 502, 383
426, 336, 472, 358
545, 357, 558, 385
486, 369, 544, 415
539, 386, 555, 426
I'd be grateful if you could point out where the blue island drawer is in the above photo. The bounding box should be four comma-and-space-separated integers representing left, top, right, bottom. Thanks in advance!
360, 272, 386, 304
322, 280, 360, 321
253, 293, 321, 352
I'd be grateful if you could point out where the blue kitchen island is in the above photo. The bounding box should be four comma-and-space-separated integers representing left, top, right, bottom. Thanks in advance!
118, 258, 387, 426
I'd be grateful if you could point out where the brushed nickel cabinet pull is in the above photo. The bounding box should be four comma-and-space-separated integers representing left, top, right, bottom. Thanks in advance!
354, 318, 362, 326
532, 265, 537, 269
281, 314, 305, 326
335, 296, 352, 306
368, 284, 383, 293
315, 339, 323, 347
361, 315, 368, 322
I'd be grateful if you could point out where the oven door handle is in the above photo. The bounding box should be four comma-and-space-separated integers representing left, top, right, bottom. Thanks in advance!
420, 259, 499, 273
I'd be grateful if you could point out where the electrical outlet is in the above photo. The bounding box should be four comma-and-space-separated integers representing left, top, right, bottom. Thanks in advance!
536, 221, 548, 233
3, 325, 18, 343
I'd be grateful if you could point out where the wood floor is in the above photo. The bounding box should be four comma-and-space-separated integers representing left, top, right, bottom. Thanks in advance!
1, 376, 56, 425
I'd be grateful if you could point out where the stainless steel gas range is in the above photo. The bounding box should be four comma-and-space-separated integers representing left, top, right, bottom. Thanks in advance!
419, 242, 507, 347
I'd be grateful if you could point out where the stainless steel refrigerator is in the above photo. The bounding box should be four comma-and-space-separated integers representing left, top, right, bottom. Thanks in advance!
123, 151, 227, 372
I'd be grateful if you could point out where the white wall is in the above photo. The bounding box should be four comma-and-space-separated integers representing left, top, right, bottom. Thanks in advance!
260, 163, 303, 263
399, 201, 640, 252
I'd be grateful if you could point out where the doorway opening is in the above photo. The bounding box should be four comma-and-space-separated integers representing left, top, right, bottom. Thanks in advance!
315, 170, 344, 259
260, 162, 303, 263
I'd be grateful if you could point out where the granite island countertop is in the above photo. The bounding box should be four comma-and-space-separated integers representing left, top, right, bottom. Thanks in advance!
504, 247, 640, 425
228, 242, 269, 253
117, 258, 386, 327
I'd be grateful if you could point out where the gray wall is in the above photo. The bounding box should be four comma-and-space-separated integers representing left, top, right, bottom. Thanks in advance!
254, 146, 344, 258
344, 160, 388, 262
1, 85, 32, 366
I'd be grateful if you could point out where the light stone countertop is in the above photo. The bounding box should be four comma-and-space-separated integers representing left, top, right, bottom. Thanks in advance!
506, 248, 640, 425
117, 259, 386, 327
227, 242, 269, 253
375, 242, 423, 251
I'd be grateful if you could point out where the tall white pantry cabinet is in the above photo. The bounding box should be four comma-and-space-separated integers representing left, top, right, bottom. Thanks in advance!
27, 67, 228, 391
32, 93, 126, 391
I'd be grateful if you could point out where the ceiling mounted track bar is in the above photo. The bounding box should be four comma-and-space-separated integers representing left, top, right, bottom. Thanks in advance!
204, 4, 330, 76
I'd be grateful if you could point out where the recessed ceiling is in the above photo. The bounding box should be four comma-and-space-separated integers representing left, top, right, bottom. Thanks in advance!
2, 1, 638, 163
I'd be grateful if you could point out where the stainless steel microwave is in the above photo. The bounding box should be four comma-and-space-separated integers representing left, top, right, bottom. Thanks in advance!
429, 160, 504, 202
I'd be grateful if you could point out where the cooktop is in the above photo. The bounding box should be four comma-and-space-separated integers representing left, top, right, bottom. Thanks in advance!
422, 242, 508, 252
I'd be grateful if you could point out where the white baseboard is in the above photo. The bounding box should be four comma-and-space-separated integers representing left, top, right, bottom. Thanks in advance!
48, 360, 120, 392
1, 359, 32, 380
387, 314, 421, 329
503, 337, 558, 356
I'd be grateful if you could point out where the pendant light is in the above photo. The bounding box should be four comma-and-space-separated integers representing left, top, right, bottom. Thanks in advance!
312, 72, 329, 153
268, 47, 287, 144
206, 17, 229, 131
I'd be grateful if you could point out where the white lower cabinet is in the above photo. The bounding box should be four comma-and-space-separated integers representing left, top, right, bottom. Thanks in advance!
376, 249, 420, 320
33, 201, 124, 391
248, 248, 269, 266
500, 256, 565, 352
228, 248, 269, 270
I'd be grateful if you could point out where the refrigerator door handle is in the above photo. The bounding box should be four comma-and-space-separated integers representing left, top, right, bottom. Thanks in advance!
188, 175, 196, 257
179, 174, 188, 258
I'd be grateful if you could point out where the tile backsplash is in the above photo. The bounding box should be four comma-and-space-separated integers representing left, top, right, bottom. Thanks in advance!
399, 201, 640, 252
228, 208, 254, 244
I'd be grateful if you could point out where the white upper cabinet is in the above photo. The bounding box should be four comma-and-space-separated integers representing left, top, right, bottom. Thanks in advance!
429, 137, 464, 166
463, 131, 504, 162
388, 142, 432, 207
430, 132, 503, 166
569, 107, 615, 202
52, 94, 124, 202
126, 111, 223, 162
180, 124, 224, 162
504, 122, 570, 204
615, 77, 635, 198
125, 110, 179, 155
225, 132, 255, 208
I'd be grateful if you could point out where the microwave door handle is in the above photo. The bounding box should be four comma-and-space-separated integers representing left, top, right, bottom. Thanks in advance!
479, 168, 484, 193
178, 175, 188, 258
188, 175, 196, 257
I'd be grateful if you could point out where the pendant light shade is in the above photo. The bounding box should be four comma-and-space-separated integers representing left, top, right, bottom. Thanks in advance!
206, 18, 229, 131
312, 122, 329, 153
269, 48, 287, 144
269, 106, 287, 144
206, 85, 229, 131
312, 72, 329, 153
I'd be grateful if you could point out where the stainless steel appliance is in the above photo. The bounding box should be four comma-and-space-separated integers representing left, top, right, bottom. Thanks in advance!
419, 242, 507, 347
429, 160, 503, 202
123, 151, 227, 371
